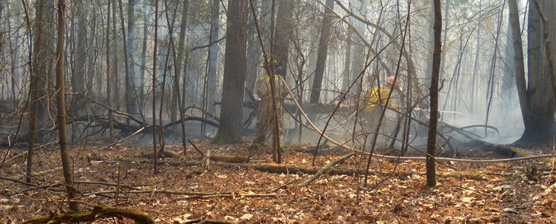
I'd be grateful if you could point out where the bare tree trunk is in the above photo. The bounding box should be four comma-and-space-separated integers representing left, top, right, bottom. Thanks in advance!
74, 0, 86, 94
171, 0, 189, 125
213, 0, 248, 144
86, 5, 96, 94
206, 0, 219, 115
310, 0, 334, 104
140, 0, 148, 107
171, 0, 189, 156
427, 0, 442, 188
470, 0, 482, 112
152, 0, 159, 173
55, 0, 78, 210
127, 0, 138, 116
508, 0, 528, 127
118, 0, 132, 123
106, 0, 114, 139
438, 0, 450, 78
26, 0, 46, 183
532, 0, 556, 118
484, 0, 506, 137
518, 0, 555, 144
112, 0, 120, 110
273, 0, 292, 78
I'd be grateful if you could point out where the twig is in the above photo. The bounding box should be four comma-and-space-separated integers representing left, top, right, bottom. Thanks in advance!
188, 139, 205, 156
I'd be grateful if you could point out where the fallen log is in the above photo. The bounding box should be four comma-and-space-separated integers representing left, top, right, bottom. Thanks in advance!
22, 206, 154, 224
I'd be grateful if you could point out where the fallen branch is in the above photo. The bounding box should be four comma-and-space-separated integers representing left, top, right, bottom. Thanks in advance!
183, 219, 233, 224
22, 206, 154, 224
300, 153, 355, 186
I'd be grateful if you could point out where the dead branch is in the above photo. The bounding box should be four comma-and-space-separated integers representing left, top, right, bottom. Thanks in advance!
300, 153, 355, 186
183, 219, 233, 224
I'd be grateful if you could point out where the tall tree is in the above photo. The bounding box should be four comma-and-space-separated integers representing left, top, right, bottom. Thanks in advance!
118, 0, 134, 121
349, 0, 367, 95
310, 0, 334, 104
171, 0, 189, 124
427, 0, 442, 187
73, 0, 87, 95
212, 0, 248, 144
127, 0, 138, 116
55, 0, 78, 210
152, 0, 159, 173
273, 0, 293, 78
508, 0, 527, 127
26, 0, 48, 183
515, 0, 556, 144
470, 0, 482, 112
206, 0, 220, 115
106, 0, 115, 139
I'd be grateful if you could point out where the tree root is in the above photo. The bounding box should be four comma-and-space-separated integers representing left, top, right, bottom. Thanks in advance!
22, 206, 154, 224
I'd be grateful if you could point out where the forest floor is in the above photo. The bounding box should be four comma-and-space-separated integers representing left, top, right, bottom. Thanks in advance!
1, 139, 556, 223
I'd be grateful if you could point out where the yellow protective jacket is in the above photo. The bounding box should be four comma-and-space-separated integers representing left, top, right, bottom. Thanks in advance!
364, 85, 394, 112
256, 75, 288, 100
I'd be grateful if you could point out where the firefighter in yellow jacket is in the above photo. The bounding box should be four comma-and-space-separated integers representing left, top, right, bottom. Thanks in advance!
364, 75, 399, 113
363, 75, 400, 147
252, 74, 289, 149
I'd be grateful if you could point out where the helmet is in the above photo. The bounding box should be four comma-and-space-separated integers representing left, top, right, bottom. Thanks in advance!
386, 76, 397, 85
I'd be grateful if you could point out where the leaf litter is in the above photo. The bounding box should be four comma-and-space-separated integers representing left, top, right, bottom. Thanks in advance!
0, 140, 555, 223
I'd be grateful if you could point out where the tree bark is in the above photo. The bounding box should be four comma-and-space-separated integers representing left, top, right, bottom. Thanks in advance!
426, 0, 442, 187
508, 0, 528, 129
118, 0, 133, 122
26, 0, 47, 183
310, 0, 334, 104
127, 0, 138, 116
212, 0, 248, 144
152, 0, 159, 173
531, 0, 556, 121
206, 0, 220, 115
74, 0, 87, 94
273, 0, 292, 78
518, 0, 555, 144
106, 0, 114, 139
55, 0, 78, 211
171, 0, 189, 124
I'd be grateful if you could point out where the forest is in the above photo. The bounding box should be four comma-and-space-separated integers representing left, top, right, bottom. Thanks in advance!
1, 0, 556, 223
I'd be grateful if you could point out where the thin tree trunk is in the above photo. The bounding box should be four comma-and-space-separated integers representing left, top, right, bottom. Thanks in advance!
484, 0, 506, 136
172, 0, 189, 124
173, 0, 189, 155
127, 0, 138, 116
106, 0, 114, 139
118, 0, 132, 123
55, 0, 78, 210
206, 0, 219, 115
152, 0, 159, 173
26, 0, 45, 183
140, 0, 148, 108
427, 0, 442, 187
470, 0, 482, 112
439, 0, 450, 78
112, 0, 120, 110
74, 0, 86, 94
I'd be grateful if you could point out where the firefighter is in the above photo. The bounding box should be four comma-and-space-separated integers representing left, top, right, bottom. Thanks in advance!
251, 72, 289, 150
363, 75, 401, 147
364, 75, 399, 113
